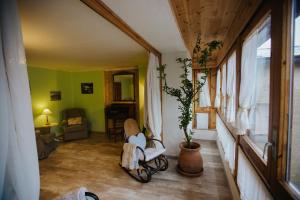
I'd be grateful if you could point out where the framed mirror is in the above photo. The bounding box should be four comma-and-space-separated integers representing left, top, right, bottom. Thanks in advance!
113, 72, 135, 101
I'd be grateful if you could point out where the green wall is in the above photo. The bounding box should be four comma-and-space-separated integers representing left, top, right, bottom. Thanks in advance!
28, 67, 105, 132
28, 66, 146, 133
71, 71, 105, 132
28, 67, 72, 127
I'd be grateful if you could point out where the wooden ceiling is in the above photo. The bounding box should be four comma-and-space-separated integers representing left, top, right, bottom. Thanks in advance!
169, 0, 262, 66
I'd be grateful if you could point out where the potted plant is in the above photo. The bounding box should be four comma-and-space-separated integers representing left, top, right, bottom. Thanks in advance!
157, 39, 222, 176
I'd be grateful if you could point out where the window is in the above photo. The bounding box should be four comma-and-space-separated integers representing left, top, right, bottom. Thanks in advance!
226, 51, 236, 124
221, 63, 227, 115
193, 69, 212, 129
241, 16, 271, 159
287, 0, 300, 194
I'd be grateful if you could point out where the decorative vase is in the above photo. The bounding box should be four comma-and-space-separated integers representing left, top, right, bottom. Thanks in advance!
176, 142, 203, 177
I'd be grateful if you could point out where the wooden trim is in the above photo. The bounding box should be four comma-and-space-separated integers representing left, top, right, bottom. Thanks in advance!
112, 71, 136, 102
216, 110, 238, 140
269, 0, 284, 190
193, 69, 217, 129
80, 0, 161, 59
233, 135, 240, 181
273, 0, 300, 199
239, 136, 269, 186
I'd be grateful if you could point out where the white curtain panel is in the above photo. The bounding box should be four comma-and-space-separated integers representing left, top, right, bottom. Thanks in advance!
144, 53, 162, 140
214, 69, 221, 108
221, 63, 227, 114
237, 149, 272, 200
198, 73, 211, 107
216, 115, 236, 173
226, 51, 236, 123
236, 32, 258, 134
0, 0, 40, 199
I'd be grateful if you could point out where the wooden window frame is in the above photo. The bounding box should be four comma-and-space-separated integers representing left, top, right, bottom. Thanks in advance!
238, 10, 272, 185
192, 68, 216, 129
220, 61, 227, 117
274, 0, 300, 199
216, 0, 299, 199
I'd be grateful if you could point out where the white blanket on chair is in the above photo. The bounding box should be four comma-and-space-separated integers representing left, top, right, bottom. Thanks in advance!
122, 143, 139, 170
55, 187, 88, 200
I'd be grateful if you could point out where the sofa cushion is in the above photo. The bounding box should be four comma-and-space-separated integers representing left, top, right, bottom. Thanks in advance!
67, 117, 82, 126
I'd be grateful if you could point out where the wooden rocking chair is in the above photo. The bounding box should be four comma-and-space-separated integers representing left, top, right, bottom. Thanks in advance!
120, 118, 168, 183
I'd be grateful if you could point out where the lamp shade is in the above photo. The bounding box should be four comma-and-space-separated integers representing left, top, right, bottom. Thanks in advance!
42, 108, 52, 115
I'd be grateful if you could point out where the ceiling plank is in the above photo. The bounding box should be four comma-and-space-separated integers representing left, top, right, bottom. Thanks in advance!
216, 0, 263, 65
169, 0, 263, 67
81, 0, 161, 59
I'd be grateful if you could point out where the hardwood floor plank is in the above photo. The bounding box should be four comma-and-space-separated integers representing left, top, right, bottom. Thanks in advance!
39, 133, 231, 199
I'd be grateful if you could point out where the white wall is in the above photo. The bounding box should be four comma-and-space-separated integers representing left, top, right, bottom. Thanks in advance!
162, 51, 189, 156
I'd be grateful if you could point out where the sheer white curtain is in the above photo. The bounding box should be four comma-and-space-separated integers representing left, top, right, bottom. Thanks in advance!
216, 115, 236, 173
236, 32, 258, 134
226, 51, 236, 123
221, 63, 227, 114
144, 53, 162, 140
214, 69, 221, 108
237, 149, 272, 200
0, 0, 40, 199
198, 73, 211, 107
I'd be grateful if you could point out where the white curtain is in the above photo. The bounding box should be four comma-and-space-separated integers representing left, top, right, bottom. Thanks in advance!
221, 63, 227, 114
198, 73, 211, 107
236, 32, 258, 134
216, 115, 236, 173
214, 69, 221, 108
0, 0, 40, 199
226, 51, 236, 123
237, 149, 272, 200
144, 53, 162, 140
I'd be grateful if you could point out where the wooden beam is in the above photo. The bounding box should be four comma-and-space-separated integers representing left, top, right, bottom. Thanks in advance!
80, 0, 161, 59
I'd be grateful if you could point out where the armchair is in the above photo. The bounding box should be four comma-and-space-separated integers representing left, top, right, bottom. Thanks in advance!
62, 108, 89, 141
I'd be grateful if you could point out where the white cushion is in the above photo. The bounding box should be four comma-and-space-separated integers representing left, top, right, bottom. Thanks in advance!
140, 147, 166, 161
128, 133, 146, 150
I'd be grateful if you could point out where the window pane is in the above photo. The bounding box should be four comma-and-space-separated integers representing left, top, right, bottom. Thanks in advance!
221, 63, 227, 115
245, 16, 271, 159
288, 0, 300, 193
226, 51, 236, 124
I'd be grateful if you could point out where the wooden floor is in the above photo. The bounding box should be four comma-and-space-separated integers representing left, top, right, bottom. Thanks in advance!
39, 133, 232, 200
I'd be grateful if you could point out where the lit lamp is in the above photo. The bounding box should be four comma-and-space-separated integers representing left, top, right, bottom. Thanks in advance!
42, 108, 52, 125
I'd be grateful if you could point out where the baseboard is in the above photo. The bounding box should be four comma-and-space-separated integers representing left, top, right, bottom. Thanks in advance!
216, 139, 240, 200
192, 129, 217, 140
90, 131, 105, 134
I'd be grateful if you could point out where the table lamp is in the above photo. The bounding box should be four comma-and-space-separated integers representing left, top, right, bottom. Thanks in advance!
42, 108, 52, 125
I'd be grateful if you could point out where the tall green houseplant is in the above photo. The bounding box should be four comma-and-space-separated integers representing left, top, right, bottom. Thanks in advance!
157, 39, 222, 148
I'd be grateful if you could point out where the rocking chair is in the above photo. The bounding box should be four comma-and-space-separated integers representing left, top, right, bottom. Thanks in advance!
120, 118, 168, 183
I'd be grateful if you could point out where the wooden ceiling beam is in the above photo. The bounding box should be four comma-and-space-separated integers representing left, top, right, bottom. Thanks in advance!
80, 0, 161, 59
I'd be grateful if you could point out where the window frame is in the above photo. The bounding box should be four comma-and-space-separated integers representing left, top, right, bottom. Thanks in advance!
276, 0, 300, 199
239, 11, 272, 181
216, 0, 299, 199
192, 68, 213, 129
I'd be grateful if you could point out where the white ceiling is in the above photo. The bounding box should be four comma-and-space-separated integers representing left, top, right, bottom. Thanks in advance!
102, 0, 187, 53
19, 0, 148, 71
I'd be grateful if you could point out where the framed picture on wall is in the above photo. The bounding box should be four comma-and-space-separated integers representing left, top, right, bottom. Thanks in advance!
81, 83, 93, 94
50, 91, 61, 101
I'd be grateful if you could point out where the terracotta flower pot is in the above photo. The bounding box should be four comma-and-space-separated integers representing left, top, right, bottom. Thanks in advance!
176, 142, 203, 177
